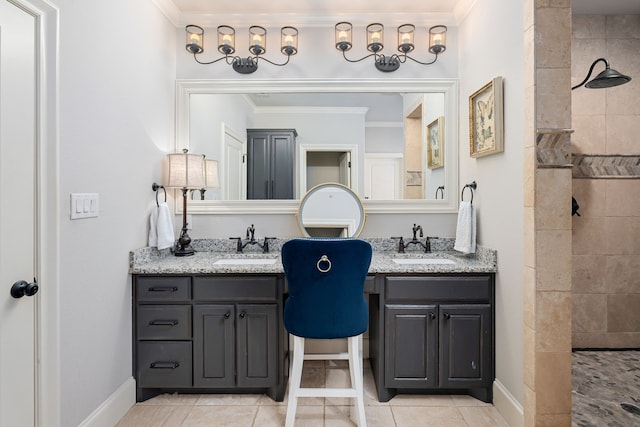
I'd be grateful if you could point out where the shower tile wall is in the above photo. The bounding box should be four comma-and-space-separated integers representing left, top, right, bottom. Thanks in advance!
571, 15, 640, 349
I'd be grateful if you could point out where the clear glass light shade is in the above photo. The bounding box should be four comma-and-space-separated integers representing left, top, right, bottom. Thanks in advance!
428, 25, 447, 54
397, 24, 415, 53
185, 25, 204, 54
281, 26, 298, 55
217, 25, 235, 55
167, 151, 205, 189
335, 22, 353, 51
249, 26, 266, 55
367, 23, 384, 52
204, 159, 220, 188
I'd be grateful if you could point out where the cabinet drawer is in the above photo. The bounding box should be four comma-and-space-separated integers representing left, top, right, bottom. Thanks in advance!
137, 341, 192, 388
137, 305, 191, 340
136, 277, 190, 302
385, 276, 492, 302
194, 276, 278, 301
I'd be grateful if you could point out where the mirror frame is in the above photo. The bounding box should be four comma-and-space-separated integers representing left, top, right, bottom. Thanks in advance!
176, 78, 459, 215
297, 183, 366, 238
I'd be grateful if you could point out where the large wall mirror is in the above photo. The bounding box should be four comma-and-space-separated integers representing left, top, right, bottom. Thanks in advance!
177, 79, 459, 215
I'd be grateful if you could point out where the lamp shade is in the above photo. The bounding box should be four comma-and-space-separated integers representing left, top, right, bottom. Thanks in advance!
204, 159, 220, 188
167, 150, 205, 189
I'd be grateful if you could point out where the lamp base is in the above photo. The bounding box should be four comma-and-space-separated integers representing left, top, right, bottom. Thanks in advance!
174, 227, 195, 257
174, 245, 195, 257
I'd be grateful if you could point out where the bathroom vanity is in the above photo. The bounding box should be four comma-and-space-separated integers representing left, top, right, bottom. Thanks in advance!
129, 240, 496, 403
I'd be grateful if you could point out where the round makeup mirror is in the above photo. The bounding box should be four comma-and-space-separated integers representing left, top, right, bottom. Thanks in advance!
297, 183, 366, 237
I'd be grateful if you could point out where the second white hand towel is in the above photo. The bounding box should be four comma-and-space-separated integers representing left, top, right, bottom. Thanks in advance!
155, 202, 175, 250
454, 200, 476, 254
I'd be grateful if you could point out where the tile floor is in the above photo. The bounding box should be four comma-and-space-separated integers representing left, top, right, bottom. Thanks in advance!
117, 360, 509, 427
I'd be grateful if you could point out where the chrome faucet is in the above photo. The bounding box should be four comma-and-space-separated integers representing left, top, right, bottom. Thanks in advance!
230, 224, 275, 253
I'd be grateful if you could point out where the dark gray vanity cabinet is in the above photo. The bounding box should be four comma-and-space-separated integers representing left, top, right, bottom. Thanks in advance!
246, 129, 296, 200
372, 274, 494, 403
133, 274, 286, 402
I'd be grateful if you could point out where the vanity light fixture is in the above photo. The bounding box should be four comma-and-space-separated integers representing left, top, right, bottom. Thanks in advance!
197, 158, 220, 200
335, 22, 446, 72
185, 24, 298, 74
572, 57, 631, 90
167, 149, 206, 256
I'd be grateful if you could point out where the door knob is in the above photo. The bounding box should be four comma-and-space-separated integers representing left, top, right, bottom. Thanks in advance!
10, 279, 39, 299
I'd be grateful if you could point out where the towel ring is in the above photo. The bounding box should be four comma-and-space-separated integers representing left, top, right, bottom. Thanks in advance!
461, 181, 477, 204
152, 183, 166, 207
316, 255, 332, 273
435, 186, 445, 200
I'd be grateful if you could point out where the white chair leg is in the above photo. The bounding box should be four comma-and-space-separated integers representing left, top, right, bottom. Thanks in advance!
348, 335, 367, 427
285, 336, 305, 427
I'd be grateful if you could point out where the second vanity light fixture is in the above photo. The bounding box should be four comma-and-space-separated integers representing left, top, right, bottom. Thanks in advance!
335, 22, 447, 72
185, 24, 298, 74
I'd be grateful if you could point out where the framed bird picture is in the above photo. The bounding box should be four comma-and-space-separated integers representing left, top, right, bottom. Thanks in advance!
469, 76, 504, 158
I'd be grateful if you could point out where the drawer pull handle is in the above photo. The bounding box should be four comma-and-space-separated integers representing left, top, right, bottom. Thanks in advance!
148, 286, 178, 293
149, 319, 179, 326
224, 312, 231, 319
150, 361, 180, 369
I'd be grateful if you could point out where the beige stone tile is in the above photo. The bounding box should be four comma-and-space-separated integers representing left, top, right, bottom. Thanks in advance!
571, 88, 605, 120
524, 207, 535, 268
571, 39, 607, 91
325, 367, 352, 406
459, 406, 510, 427
324, 405, 395, 427
605, 255, 640, 294
606, 115, 640, 154
524, 27, 535, 87
572, 254, 607, 293
602, 332, 640, 348
534, 351, 572, 414
570, 114, 605, 154
571, 179, 605, 218
524, 325, 535, 389
524, 266, 536, 328
523, 385, 535, 427
606, 15, 640, 38
524, 0, 534, 31
607, 294, 640, 332
535, 230, 572, 291
572, 293, 606, 333
116, 405, 191, 427
536, 0, 570, 8
253, 405, 326, 427
605, 39, 640, 116
181, 405, 257, 427
392, 406, 465, 426
535, 413, 572, 427
523, 147, 535, 206
572, 217, 606, 255
536, 68, 572, 129
535, 291, 572, 352
363, 406, 396, 427
524, 85, 536, 148
137, 392, 200, 406
451, 395, 492, 407
572, 331, 609, 348
194, 394, 261, 406
535, 7, 571, 68
572, 15, 606, 40
535, 169, 571, 230
389, 394, 454, 406
604, 217, 640, 255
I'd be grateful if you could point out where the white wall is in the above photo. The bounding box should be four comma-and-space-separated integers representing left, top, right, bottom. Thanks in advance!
458, 0, 525, 407
56, 0, 176, 425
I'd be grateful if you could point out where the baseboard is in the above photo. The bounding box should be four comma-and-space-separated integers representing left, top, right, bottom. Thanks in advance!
78, 377, 136, 427
493, 379, 524, 427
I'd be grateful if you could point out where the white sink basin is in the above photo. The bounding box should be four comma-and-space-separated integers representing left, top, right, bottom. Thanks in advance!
392, 258, 455, 265
214, 259, 277, 265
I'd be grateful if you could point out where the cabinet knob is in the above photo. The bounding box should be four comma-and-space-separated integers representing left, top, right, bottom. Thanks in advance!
239, 311, 246, 319
443, 312, 451, 320
428, 312, 436, 320
224, 312, 231, 319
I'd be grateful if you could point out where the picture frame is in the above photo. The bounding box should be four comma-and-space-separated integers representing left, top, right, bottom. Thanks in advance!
426, 116, 444, 169
469, 76, 504, 158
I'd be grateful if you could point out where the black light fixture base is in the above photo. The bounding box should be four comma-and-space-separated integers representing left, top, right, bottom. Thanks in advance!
375, 55, 400, 72
232, 57, 258, 74
174, 246, 195, 257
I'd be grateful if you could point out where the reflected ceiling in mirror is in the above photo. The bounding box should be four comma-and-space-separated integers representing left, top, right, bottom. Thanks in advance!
177, 79, 459, 215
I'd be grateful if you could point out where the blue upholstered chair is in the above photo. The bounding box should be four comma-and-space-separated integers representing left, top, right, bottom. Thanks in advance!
281, 238, 372, 427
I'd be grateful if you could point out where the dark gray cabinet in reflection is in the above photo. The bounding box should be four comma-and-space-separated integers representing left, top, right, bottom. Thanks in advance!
246, 129, 296, 200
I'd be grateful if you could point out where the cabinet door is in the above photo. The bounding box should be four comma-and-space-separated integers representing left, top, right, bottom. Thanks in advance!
193, 305, 236, 387
269, 133, 294, 199
236, 304, 278, 388
384, 304, 438, 388
439, 304, 492, 388
247, 130, 295, 200
247, 132, 270, 200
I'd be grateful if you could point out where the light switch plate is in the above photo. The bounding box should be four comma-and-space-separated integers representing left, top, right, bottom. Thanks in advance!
70, 193, 99, 219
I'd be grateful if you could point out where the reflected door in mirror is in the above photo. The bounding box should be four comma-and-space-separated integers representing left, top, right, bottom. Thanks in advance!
246, 129, 297, 200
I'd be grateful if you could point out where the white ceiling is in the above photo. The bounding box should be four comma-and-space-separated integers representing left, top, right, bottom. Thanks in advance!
163, 0, 640, 27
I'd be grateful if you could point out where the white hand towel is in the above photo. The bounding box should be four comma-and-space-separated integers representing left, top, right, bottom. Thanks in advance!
148, 205, 159, 248
454, 201, 476, 254
155, 202, 175, 250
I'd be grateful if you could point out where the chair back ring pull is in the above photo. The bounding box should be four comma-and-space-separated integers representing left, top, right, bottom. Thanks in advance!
316, 255, 332, 273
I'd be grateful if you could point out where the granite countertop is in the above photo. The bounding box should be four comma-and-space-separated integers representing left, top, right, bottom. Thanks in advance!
129, 238, 497, 275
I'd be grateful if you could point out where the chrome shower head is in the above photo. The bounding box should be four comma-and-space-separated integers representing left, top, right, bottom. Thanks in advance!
572, 58, 632, 90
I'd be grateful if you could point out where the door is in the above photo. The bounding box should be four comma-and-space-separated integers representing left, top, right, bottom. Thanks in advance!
338, 151, 351, 188
439, 304, 493, 388
384, 304, 438, 388
0, 1, 38, 426
364, 154, 403, 199
236, 304, 278, 388
221, 124, 246, 200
